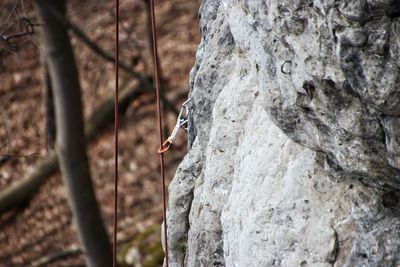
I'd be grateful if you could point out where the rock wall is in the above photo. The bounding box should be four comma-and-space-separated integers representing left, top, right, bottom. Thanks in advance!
167, 0, 400, 266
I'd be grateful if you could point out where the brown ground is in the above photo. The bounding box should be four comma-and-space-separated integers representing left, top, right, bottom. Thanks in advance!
0, 0, 200, 266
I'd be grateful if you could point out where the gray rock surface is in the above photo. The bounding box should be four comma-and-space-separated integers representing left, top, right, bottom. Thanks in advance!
166, 0, 400, 266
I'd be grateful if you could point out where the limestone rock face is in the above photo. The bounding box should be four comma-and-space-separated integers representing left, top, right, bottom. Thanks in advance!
166, 0, 400, 266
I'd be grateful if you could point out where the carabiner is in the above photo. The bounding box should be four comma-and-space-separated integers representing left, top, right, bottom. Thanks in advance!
157, 139, 172, 154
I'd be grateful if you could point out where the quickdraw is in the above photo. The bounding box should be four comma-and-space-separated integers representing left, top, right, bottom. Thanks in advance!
157, 98, 191, 154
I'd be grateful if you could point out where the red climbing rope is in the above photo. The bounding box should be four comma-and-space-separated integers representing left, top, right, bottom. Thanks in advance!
113, 0, 119, 266
149, 0, 170, 266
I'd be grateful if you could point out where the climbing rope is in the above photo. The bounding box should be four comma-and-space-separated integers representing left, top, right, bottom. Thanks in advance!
113, 1, 191, 265
149, 3, 195, 265
113, 0, 119, 266
149, 0, 169, 265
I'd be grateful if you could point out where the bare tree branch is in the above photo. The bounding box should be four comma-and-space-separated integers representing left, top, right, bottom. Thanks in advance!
0, 82, 145, 214
0, 152, 57, 213
35, 0, 179, 116
32, 246, 82, 267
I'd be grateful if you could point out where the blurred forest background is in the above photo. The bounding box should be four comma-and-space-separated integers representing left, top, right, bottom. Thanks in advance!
0, 0, 200, 266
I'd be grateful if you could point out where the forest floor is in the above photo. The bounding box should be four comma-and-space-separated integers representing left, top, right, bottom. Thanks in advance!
0, 0, 200, 266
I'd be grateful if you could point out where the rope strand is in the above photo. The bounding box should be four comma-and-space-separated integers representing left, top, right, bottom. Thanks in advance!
113, 0, 119, 266
149, 0, 169, 266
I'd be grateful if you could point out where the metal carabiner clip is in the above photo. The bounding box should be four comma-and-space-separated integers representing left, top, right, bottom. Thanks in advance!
179, 98, 191, 131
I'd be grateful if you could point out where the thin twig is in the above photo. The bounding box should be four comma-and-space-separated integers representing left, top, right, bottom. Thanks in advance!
0, 17, 39, 44
1, 29, 31, 42
0, 1, 20, 35
35, 0, 147, 84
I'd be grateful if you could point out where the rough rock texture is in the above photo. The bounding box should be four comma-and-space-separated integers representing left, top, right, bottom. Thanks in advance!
167, 0, 400, 266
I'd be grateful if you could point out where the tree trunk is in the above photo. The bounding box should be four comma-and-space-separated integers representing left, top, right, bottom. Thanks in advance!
43, 61, 55, 152
34, 1, 112, 266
